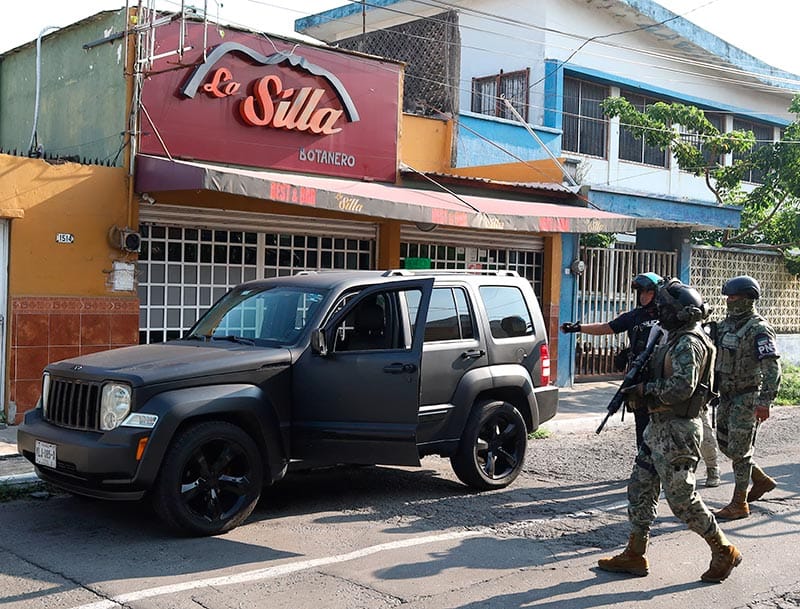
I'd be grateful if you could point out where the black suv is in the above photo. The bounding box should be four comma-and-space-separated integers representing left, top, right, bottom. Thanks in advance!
18, 270, 557, 535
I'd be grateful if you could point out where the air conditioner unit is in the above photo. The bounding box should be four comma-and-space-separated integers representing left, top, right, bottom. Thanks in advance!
109, 226, 142, 253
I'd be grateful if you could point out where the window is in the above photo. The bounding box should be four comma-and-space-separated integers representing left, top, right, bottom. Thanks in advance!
187, 285, 327, 347
562, 77, 608, 158
479, 286, 533, 339
733, 118, 773, 183
405, 287, 475, 342
334, 288, 421, 352
618, 90, 668, 167
472, 69, 529, 121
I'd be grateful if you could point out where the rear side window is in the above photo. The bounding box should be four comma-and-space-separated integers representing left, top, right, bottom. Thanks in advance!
405, 287, 475, 342
479, 286, 534, 339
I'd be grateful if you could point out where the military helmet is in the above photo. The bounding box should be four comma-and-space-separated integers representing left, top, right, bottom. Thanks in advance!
631, 272, 663, 292
722, 275, 761, 300
656, 278, 709, 329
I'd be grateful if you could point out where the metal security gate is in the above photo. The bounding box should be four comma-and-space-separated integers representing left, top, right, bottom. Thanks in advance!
138, 205, 377, 344
575, 246, 676, 378
400, 225, 544, 297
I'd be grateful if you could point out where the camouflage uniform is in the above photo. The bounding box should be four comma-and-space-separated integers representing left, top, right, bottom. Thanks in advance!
715, 300, 781, 495
627, 325, 720, 538
599, 279, 741, 583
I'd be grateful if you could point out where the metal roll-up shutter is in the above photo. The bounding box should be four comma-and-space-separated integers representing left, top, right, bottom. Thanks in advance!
400, 225, 543, 250
137, 204, 378, 344
138, 203, 378, 239
400, 224, 545, 296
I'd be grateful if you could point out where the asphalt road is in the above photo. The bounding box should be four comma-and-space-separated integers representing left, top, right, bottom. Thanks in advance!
0, 407, 798, 609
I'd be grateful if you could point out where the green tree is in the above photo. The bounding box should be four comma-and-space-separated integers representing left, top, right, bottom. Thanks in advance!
601, 95, 800, 271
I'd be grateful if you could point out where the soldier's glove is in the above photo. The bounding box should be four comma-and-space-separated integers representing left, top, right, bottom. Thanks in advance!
620, 382, 645, 411
755, 405, 770, 423
620, 383, 645, 399
561, 321, 581, 334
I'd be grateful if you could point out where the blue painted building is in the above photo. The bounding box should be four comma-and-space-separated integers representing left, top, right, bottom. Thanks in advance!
297, 0, 800, 384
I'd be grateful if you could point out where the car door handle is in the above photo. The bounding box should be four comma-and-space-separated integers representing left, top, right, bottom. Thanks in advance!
461, 349, 486, 360
384, 363, 418, 374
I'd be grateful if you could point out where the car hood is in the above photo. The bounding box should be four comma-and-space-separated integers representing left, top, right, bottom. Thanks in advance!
46, 341, 293, 387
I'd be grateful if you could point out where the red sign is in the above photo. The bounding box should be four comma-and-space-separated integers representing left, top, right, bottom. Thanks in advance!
139, 23, 401, 182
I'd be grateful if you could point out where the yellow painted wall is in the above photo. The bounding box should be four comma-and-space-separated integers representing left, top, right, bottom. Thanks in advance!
399, 114, 452, 174
0, 155, 131, 296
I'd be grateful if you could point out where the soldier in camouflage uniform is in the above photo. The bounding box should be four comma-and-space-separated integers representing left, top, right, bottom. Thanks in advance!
713, 275, 781, 520
597, 279, 741, 583
562, 273, 720, 486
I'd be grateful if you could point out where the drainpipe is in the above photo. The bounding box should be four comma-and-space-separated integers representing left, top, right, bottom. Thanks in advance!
28, 26, 60, 156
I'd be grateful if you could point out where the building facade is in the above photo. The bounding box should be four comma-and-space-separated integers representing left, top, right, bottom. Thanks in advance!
0, 6, 635, 422
296, 0, 800, 384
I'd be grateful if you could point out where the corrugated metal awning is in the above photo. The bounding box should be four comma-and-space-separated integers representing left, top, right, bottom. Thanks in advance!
135, 154, 637, 234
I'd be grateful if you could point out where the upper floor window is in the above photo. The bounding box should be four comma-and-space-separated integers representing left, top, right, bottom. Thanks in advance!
563, 77, 608, 158
678, 112, 726, 173
471, 69, 529, 121
733, 118, 773, 183
618, 90, 668, 167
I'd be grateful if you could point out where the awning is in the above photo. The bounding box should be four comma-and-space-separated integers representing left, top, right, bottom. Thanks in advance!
135, 155, 637, 234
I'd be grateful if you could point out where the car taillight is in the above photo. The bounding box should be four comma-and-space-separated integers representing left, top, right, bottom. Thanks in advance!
540, 343, 551, 385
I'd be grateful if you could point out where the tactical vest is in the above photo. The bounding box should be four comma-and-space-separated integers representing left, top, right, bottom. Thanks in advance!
646, 325, 715, 418
715, 313, 768, 395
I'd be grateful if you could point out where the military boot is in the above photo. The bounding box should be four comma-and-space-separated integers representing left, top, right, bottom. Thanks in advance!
705, 467, 721, 488
597, 532, 649, 576
701, 530, 742, 583
715, 490, 749, 520
747, 466, 776, 502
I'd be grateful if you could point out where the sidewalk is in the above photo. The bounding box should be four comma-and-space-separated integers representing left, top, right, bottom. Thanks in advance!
0, 381, 626, 486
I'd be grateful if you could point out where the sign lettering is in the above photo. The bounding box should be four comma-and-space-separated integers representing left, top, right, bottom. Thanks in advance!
270, 182, 317, 206
235, 73, 344, 134
336, 193, 363, 213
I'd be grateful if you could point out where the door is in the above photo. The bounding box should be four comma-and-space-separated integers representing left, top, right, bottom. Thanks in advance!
291, 278, 433, 466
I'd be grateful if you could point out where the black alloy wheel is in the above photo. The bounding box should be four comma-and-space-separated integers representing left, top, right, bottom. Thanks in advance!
153, 421, 263, 536
450, 400, 528, 490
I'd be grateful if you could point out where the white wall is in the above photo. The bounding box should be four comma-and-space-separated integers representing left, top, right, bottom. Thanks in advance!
456, 0, 795, 202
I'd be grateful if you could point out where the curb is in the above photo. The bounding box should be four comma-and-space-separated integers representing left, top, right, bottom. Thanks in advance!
0, 472, 40, 487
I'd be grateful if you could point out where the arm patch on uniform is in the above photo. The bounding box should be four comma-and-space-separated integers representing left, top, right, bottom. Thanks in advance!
755, 333, 778, 359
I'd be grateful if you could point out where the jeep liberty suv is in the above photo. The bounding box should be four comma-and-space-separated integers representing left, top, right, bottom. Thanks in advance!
18, 270, 558, 535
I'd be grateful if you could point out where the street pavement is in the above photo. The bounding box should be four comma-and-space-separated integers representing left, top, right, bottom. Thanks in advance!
0, 380, 624, 486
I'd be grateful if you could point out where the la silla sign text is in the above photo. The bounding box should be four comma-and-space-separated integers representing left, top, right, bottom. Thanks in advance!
203, 67, 344, 134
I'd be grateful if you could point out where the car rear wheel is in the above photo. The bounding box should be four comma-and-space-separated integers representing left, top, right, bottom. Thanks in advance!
153, 421, 263, 536
450, 400, 527, 490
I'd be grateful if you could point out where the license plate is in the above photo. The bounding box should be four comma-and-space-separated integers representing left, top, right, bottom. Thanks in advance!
35, 440, 57, 468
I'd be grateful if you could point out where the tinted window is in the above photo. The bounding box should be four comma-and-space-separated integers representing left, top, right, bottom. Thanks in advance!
406, 287, 475, 342
453, 288, 475, 339
335, 288, 421, 352
479, 286, 534, 339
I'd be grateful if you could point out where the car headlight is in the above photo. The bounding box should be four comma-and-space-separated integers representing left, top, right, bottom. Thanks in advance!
41, 372, 51, 417
100, 383, 132, 431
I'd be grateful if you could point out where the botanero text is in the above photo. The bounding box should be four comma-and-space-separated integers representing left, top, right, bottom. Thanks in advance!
299, 148, 356, 167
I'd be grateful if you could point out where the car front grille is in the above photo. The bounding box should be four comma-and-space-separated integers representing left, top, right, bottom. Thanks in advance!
45, 378, 102, 431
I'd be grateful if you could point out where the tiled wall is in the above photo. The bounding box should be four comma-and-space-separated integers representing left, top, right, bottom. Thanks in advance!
9, 296, 139, 424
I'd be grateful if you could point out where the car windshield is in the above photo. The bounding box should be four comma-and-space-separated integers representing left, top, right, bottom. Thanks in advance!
186, 285, 328, 347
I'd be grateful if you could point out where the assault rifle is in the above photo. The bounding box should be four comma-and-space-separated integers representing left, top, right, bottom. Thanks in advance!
596, 326, 664, 434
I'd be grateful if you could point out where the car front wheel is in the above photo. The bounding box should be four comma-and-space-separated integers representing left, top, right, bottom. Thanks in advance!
450, 400, 527, 490
153, 421, 263, 536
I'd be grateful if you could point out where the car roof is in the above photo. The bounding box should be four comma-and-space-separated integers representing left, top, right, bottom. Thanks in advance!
235, 270, 526, 292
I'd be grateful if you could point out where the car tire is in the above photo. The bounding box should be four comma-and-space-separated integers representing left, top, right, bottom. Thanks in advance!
450, 400, 527, 491
152, 421, 263, 536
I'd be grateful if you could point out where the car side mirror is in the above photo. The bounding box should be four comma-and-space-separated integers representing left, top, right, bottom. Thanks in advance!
311, 328, 328, 356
